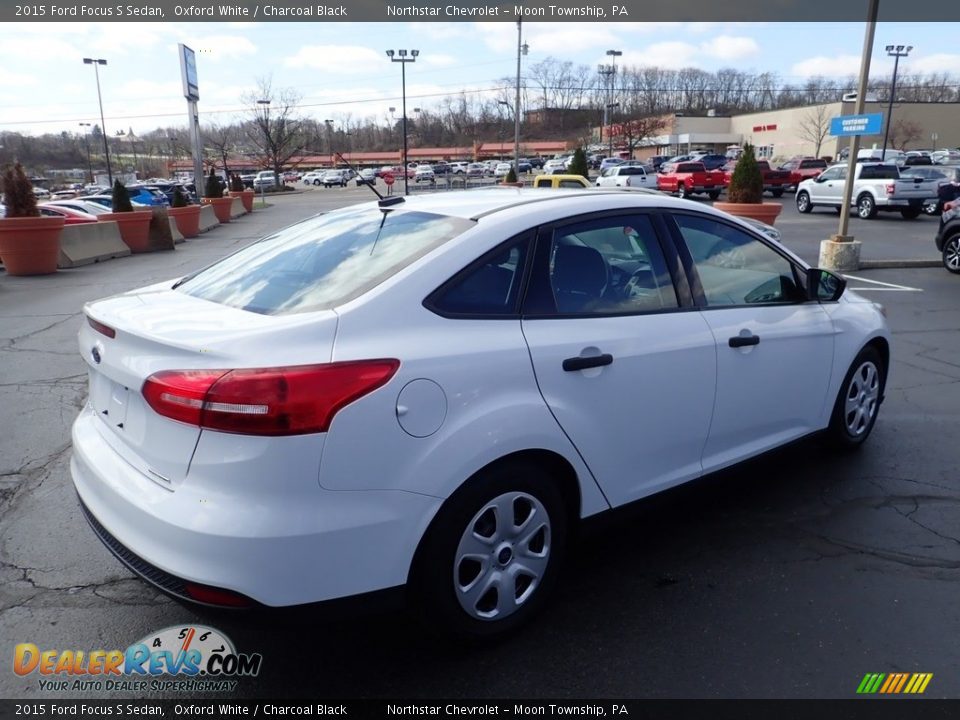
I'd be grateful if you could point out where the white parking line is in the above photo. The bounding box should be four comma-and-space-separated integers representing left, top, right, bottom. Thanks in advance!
842, 274, 924, 292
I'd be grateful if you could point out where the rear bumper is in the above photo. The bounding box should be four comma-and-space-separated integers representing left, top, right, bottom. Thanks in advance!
71, 405, 442, 607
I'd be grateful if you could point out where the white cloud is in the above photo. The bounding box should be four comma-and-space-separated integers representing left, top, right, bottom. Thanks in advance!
901, 54, 960, 75
707, 36, 760, 61
790, 54, 897, 78
283, 45, 386, 74
422, 54, 458, 69
620, 35, 759, 70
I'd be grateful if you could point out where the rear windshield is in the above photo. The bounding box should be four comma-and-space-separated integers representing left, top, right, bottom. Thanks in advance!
677, 163, 703, 172
800, 160, 827, 169
176, 207, 474, 315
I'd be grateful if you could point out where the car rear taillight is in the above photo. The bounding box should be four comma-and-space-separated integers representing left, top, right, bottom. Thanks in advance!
184, 582, 254, 608
142, 360, 400, 436
886, 183, 896, 195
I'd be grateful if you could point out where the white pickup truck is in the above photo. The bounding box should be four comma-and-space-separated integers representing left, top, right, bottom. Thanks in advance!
796, 162, 939, 219
595, 164, 653, 189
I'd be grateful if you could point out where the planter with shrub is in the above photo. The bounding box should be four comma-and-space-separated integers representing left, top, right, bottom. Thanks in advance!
226, 173, 255, 213
98, 180, 153, 252
713, 143, 783, 225
0, 162, 64, 275
166, 186, 201, 238
200, 169, 233, 223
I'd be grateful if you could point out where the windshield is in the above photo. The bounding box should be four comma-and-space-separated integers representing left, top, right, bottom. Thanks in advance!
176, 206, 474, 315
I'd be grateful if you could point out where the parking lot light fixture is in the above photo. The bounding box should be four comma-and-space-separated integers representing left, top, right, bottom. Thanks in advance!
881, 44, 912, 159
83, 58, 112, 185
386, 48, 418, 195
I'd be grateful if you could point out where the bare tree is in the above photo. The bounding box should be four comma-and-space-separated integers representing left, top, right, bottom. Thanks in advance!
889, 118, 922, 150
797, 105, 832, 157
203, 123, 238, 180
615, 115, 671, 157
242, 76, 307, 183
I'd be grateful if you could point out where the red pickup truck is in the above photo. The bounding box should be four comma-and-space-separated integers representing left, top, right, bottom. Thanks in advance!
779, 157, 828, 190
721, 160, 793, 197
656, 161, 726, 199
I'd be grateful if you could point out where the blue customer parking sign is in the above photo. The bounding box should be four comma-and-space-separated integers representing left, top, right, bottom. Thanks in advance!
830, 113, 883, 136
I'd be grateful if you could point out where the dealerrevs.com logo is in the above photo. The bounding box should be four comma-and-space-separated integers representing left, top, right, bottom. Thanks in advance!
14, 625, 262, 693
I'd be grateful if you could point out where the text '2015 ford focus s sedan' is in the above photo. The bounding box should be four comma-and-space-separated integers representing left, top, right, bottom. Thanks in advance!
72, 189, 890, 638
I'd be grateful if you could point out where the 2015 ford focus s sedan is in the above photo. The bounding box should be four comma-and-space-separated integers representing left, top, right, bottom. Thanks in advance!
72, 189, 890, 637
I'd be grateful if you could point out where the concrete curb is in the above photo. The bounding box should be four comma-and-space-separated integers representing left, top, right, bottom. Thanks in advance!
858, 259, 942, 269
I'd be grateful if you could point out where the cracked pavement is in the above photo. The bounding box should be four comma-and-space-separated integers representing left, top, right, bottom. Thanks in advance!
1, 190, 958, 699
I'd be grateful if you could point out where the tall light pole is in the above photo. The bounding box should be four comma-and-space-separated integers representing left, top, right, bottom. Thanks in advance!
386, 48, 418, 196
513, 21, 527, 174
78, 123, 93, 184
256, 99, 271, 183
881, 44, 912, 159
605, 49, 622, 158
324, 119, 333, 163
83, 57, 112, 185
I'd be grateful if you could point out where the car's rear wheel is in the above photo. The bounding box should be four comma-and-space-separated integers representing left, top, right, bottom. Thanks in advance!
856, 193, 878, 219
942, 233, 960, 274
408, 460, 568, 640
796, 191, 813, 213
826, 346, 885, 450
900, 206, 922, 219
708, 191, 720, 200
771, 189, 784, 198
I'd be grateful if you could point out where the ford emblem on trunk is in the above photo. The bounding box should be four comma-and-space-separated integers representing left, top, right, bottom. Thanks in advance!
91, 346, 101, 364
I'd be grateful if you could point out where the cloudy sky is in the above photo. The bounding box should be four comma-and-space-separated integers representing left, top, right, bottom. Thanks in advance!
2, 21, 955, 137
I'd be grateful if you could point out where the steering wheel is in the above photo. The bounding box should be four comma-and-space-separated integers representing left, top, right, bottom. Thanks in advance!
623, 267, 658, 301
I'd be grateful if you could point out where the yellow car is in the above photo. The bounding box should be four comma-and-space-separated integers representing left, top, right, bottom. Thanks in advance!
532, 174, 591, 189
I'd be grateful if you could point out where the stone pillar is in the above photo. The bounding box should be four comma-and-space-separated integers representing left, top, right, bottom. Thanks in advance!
819, 236, 861, 271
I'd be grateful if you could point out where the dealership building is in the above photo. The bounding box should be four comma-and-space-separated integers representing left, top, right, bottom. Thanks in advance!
628, 101, 960, 162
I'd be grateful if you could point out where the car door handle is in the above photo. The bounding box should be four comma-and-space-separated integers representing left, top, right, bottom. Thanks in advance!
729, 335, 760, 348
562, 353, 614, 371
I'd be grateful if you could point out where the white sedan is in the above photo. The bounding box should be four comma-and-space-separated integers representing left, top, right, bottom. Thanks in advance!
72, 189, 890, 637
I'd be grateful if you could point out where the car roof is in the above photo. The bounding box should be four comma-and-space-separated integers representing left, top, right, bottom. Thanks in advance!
358, 187, 703, 221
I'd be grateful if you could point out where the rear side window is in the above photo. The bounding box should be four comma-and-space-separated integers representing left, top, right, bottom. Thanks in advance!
559, 180, 586, 188
535, 179, 552, 188
859, 165, 899, 180
176, 207, 474, 315
428, 235, 531, 317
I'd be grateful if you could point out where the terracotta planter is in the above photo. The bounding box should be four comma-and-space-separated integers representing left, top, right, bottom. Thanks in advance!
202, 197, 233, 223
228, 190, 255, 213
167, 205, 202, 238
0, 216, 64, 276
98, 210, 153, 253
713, 201, 783, 226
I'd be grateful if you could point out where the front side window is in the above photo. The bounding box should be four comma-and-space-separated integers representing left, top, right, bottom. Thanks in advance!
176, 207, 474, 315
544, 215, 678, 315
672, 214, 804, 307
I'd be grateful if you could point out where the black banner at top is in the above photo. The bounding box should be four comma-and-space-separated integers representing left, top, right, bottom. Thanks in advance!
3, 0, 959, 22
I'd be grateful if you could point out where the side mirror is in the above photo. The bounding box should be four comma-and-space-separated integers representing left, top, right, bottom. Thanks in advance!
807, 268, 846, 302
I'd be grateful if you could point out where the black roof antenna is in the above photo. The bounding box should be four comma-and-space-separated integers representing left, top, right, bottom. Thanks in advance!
334, 151, 404, 208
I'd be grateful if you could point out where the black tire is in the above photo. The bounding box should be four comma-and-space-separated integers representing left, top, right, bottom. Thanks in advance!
313, 179, 321, 186
771, 189, 784, 198
796, 191, 813, 214
900, 206, 922, 219
942, 232, 960, 274
678, 182, 691, 198
708, 191, 720, 200
826, 346, 885, 450
408, 460, 569, 640
856, 193, 878, 219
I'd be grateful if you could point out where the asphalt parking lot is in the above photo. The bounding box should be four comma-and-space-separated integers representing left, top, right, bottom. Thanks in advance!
1, 187, 958, 700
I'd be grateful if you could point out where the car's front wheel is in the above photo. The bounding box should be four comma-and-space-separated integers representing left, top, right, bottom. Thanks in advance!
408, 460, 568, 639
942, 232, 960, 274
826, 346, 885, 450
796, 191, 813, 213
